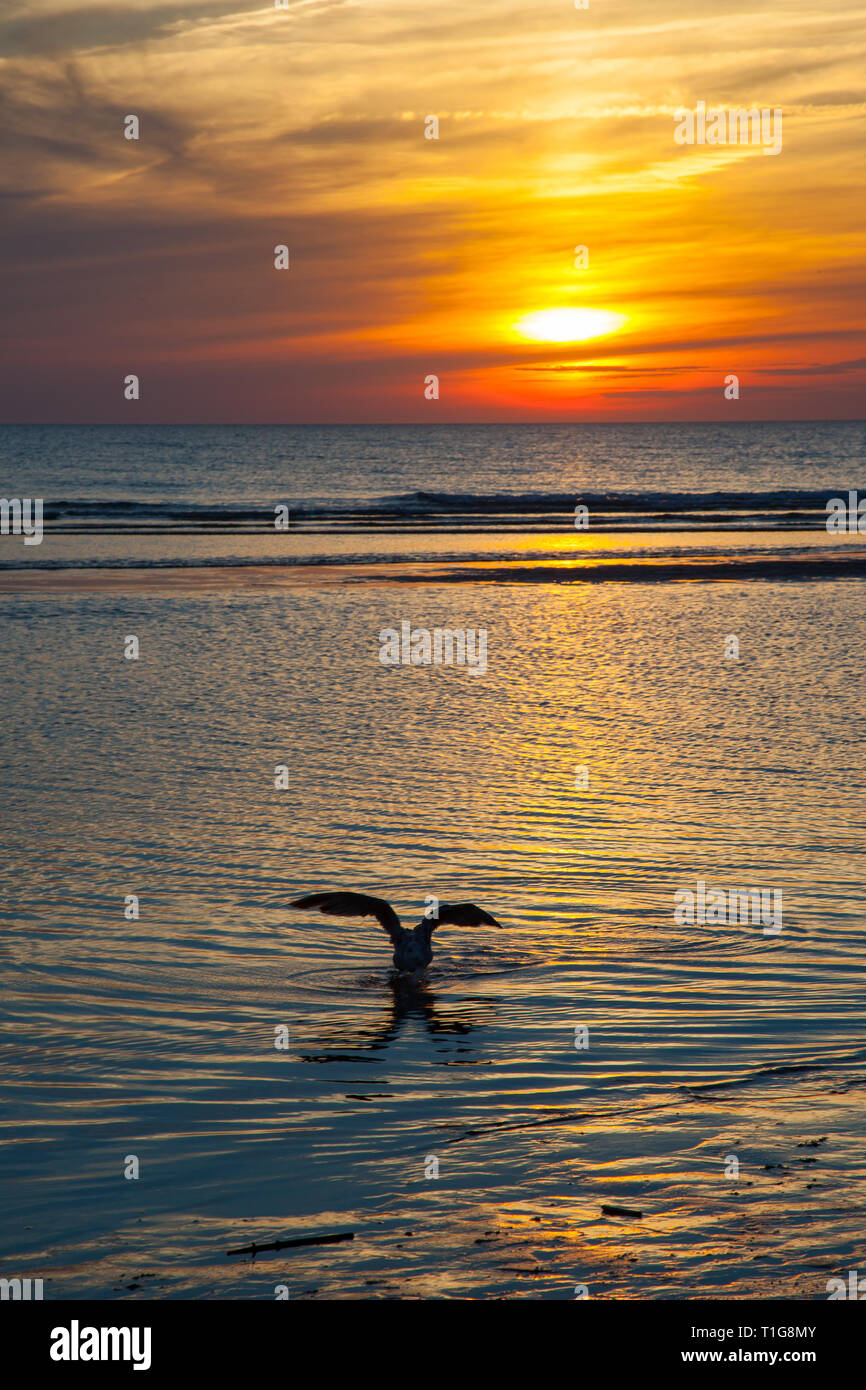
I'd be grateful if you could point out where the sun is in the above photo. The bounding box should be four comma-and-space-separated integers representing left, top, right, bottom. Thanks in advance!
514, 307, 625, 343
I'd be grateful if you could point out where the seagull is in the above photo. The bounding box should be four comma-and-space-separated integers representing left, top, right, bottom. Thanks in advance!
289, 890, 501, 973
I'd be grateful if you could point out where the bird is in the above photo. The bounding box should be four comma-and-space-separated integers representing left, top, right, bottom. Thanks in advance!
289, 890, 501, 973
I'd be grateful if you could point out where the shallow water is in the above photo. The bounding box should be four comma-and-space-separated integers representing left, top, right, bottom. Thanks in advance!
2, 565, 865, 1297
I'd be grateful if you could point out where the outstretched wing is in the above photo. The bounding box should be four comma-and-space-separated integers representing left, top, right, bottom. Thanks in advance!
290, 891, 402, 945
430, 902, 501, 930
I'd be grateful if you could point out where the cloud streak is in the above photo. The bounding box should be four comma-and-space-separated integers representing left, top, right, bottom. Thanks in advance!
1, 0, 863, 420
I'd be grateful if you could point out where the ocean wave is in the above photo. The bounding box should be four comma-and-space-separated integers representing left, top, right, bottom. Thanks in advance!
33, 487, 844, 531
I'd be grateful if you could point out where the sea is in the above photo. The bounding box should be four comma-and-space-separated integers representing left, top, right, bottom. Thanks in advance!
1, 421, 865, 1298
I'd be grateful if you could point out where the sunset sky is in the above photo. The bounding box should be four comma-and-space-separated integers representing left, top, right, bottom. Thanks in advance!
1, 0, 863, 421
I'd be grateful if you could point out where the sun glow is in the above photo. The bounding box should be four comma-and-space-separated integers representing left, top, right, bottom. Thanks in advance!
514, 308, 625, 343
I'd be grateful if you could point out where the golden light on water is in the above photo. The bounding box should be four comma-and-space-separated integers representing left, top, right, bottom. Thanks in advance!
513, 308, 626, 343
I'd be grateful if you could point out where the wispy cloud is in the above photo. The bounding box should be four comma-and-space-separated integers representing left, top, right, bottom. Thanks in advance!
1, 0, 863, 419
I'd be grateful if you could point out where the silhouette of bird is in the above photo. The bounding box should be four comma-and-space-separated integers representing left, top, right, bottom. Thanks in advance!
289, 890, 501, 973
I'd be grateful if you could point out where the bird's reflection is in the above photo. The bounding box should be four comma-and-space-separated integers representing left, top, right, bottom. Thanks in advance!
388, 973, 477, 1040
299, 972, 495, 1061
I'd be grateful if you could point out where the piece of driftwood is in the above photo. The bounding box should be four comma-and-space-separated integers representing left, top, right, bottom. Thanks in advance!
601, 1203, 644, 1219
227, 1231, 355, 1257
